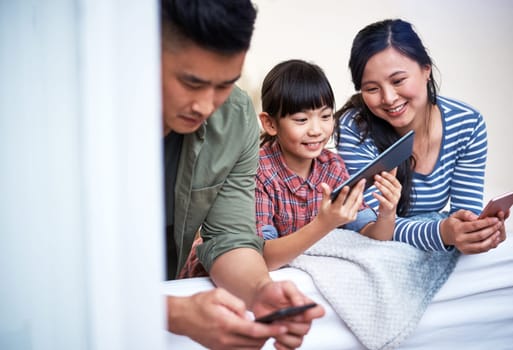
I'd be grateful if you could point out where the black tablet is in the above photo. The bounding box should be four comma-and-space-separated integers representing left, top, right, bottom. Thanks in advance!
331, 130, 414, 201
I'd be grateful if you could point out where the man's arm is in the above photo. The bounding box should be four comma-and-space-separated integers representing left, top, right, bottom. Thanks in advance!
196, 89, 264, 272
209, 248, 272, 308
209, 247, 325, 350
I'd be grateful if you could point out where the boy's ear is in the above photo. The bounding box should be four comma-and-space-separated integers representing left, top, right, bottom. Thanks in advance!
259, 112, 278, 136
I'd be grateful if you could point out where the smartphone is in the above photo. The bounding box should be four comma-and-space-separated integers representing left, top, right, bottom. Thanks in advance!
254, 303, 318, 324
331, 130, 414, 201
478, 191, 513, 219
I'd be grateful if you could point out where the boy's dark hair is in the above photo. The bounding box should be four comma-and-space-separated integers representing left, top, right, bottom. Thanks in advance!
160, 0, 257, 54
260, 59, 335, 146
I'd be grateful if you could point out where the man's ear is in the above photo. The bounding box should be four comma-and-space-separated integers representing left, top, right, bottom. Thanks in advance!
259, 112, 278, 136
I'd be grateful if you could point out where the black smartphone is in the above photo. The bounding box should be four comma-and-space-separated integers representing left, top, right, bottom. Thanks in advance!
331, 130, 414, 201
254, 303, 318, 324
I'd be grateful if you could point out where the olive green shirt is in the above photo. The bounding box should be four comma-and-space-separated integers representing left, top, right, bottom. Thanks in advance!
167, 86, 264, 279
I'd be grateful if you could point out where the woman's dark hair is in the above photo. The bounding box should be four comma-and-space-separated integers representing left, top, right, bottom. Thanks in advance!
160, 0, 257, 54
335, 19, 438, 216
260, 59, 335, 146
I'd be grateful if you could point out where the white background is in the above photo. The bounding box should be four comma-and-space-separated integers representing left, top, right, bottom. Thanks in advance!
1, 1, 512, 349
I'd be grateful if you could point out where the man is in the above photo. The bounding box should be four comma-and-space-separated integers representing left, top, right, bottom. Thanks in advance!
161, 0, 325, 349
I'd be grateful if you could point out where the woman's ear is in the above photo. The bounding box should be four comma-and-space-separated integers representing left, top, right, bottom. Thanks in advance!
423, 64, 432, 81
259, 112, 278, 136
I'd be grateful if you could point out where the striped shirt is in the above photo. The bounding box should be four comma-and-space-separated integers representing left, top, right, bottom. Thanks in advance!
337, 96, 487, 251
255, 140, 375, 239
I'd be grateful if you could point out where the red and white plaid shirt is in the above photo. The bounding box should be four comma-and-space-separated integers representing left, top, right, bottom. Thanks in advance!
256, 141, 361, 238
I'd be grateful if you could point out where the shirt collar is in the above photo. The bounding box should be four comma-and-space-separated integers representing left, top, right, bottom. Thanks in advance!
268, 141, 322, 194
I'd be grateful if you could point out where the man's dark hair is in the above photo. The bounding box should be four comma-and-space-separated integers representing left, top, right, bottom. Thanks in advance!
161, 0, 257, 54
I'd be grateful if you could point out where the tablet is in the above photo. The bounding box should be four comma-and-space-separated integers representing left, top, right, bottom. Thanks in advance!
478, 191, 513, 219
331, 130, 414, 201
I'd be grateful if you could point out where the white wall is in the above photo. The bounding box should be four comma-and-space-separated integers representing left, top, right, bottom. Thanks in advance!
242, 0, 513, 198
0, 1, 165, 349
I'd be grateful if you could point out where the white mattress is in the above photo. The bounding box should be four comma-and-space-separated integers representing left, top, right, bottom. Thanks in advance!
163, 233, 513, 349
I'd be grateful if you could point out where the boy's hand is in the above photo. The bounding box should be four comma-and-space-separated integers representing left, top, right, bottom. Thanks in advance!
319, 179, 365, 229
372, 168, 401, 217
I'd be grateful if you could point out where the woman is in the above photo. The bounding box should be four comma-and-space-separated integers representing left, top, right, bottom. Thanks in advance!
336, 18, 507, 254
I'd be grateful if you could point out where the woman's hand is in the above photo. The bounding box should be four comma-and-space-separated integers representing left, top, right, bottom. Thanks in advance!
440, 209, 506, 254
495, 209, 508, 245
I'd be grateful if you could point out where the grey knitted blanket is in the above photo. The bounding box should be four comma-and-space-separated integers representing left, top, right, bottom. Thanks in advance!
288, 229, 459, 350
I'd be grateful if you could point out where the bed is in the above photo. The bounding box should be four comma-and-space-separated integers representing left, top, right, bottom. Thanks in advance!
163, 222, 513, 349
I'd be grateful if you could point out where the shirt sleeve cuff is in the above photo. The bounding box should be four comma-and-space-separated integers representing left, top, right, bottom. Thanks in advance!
434, 219, 454, 251
262, 224, 279, 240
344, 208, 377, 232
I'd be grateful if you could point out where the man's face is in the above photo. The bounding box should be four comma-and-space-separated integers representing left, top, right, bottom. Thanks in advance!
161, 44, 246, 135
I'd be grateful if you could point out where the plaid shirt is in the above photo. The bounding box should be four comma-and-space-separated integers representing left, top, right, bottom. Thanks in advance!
256, 141, 371, 239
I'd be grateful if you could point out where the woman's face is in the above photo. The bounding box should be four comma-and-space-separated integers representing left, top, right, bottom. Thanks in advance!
360, 47, 431, 132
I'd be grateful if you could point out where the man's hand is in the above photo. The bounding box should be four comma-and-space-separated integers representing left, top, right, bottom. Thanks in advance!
167, 289, 286, 350
251, 280, 325, 350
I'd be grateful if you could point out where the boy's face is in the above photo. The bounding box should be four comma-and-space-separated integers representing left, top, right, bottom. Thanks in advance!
161, 43, 246, 135
273, 106, 334, 174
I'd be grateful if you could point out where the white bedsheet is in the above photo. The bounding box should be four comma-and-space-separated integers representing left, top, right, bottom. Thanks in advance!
163, 234, 513, 349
